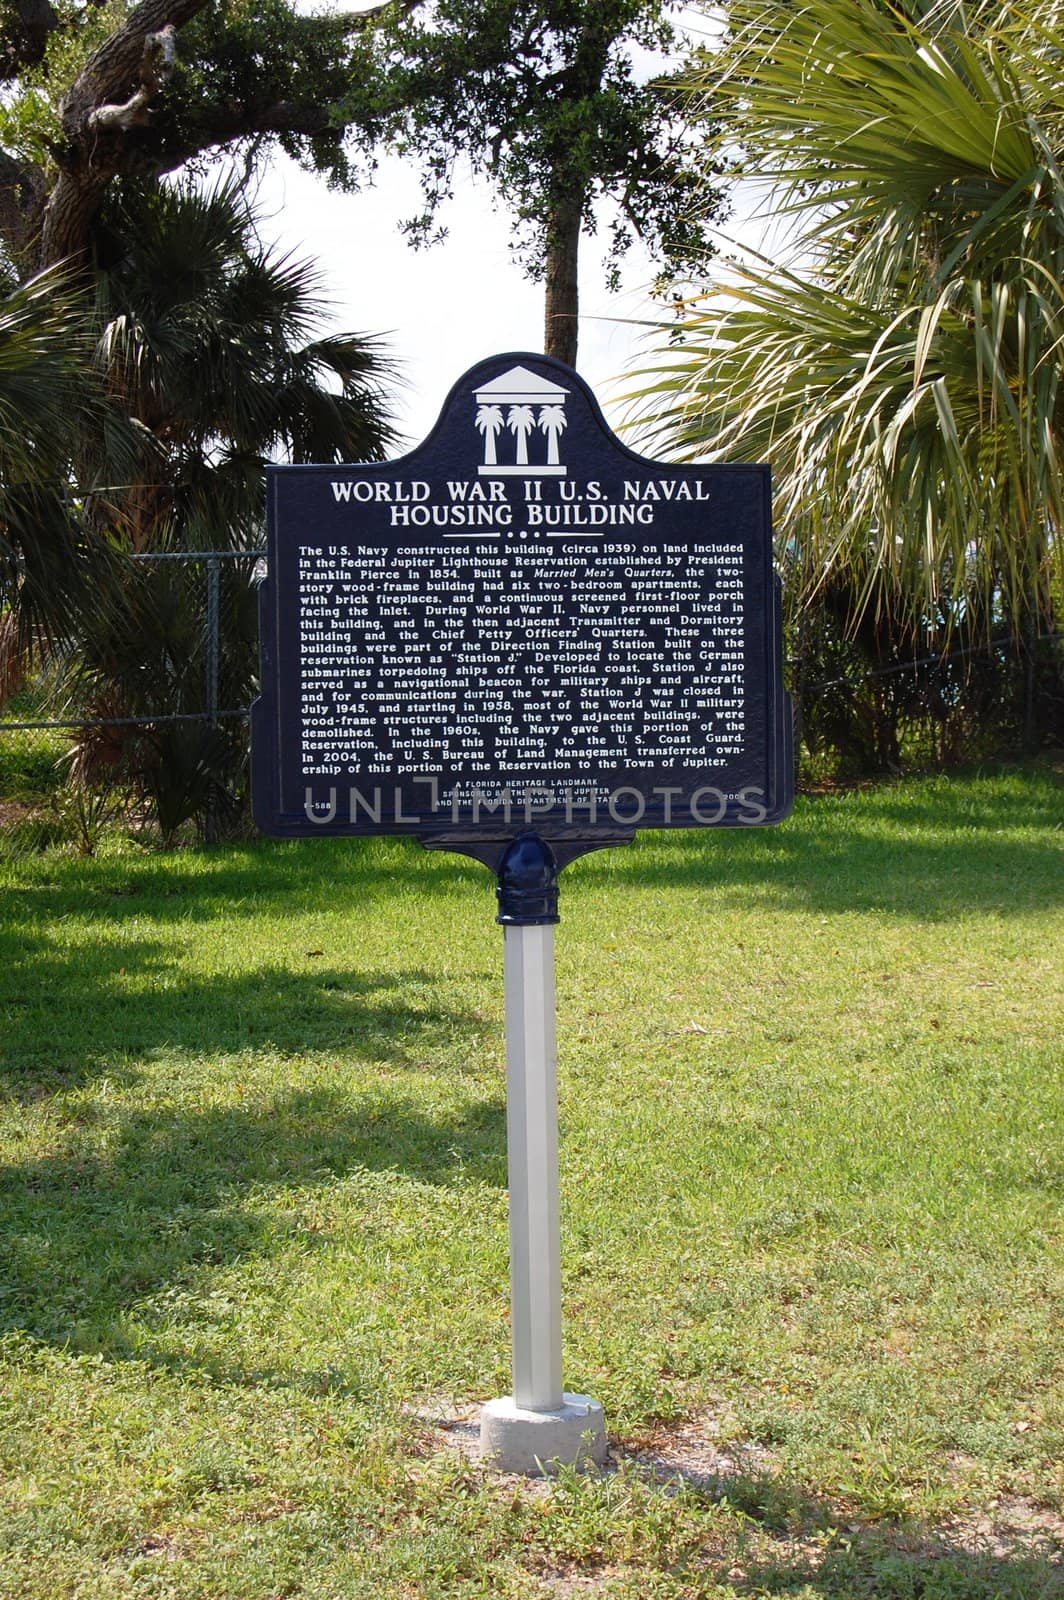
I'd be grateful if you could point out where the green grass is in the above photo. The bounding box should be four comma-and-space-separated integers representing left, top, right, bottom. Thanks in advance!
1, 766, 1062, 1597
0, 720, 72, 855
0, 731, 63, 801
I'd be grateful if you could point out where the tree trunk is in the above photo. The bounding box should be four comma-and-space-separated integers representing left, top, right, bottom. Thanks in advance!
543, 185, 583, 367
38, 166, 115, 268
1021, 584, 1043, 756
25, 0, 220, 267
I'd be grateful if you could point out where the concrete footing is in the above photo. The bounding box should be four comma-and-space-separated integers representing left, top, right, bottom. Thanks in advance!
479, 1393, 608, 1475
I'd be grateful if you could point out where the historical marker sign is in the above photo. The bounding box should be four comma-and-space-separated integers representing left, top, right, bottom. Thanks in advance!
252, 353, 794, 1472
252, 353, 793, 862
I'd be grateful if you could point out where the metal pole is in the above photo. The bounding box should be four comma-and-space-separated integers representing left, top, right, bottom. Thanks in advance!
504, 920, 563, 1411
204, 556, 221, 846
480, 832, 606, 1473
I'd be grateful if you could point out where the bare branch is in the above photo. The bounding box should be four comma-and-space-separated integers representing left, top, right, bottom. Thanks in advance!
60, 0, 208, 138
146, 100, 338, 177
88, 24, 176, 132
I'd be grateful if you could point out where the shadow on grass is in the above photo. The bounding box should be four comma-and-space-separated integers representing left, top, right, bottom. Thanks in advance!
0, 1083, 505, 1351
569, 781, 1064, 919
9, 769, 1062, 925
736, 1533, 1064, 1600
618, 1452, 1064, 1599
0, 914, 494, 1092
2, 832, 491, 920
734, 1477, 1061, 1599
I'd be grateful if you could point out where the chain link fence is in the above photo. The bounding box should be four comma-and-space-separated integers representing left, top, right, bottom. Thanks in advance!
2, 550, 1061, 849
0, 550, 265, 847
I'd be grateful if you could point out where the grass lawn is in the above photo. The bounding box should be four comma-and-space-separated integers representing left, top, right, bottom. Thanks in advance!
0, 765, 1062, 1598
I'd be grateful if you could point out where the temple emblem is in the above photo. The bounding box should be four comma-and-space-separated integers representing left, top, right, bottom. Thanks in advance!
474, 365, 569, 476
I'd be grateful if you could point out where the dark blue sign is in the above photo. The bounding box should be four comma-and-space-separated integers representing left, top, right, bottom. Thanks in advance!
252, 354, 793, 865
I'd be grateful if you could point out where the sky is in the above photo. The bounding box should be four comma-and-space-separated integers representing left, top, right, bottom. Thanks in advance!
249, 4, 740, 450
255, 150, 672, 448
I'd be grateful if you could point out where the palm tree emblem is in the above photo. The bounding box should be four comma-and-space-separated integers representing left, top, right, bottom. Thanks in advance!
473, 368, 570, 474
475, 404, 504, 466
538, 404, 567, 466
507, 404, 536, 465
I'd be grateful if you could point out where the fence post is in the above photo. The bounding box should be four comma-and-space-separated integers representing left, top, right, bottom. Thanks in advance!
204, 555, 221, 845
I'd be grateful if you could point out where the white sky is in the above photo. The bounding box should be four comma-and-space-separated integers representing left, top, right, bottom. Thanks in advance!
254, 150, 674, 446
247, 3, 748, 449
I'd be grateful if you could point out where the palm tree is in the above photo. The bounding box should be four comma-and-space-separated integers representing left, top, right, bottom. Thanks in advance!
0, 264, 101, 672
87, 177, 395, 554
538, 404, 567, 465
69, 176, 397, 837
476, 404, 505, 465
0, 263, 126, 725
508, 404, 536, 466
633, 0, 1064, 746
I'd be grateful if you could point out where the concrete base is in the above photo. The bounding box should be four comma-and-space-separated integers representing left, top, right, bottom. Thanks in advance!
479, 1393, 608, 1476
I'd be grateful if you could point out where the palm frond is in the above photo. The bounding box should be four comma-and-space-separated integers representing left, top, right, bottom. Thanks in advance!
90, 176, 397, 547
631, 0, 1064, 636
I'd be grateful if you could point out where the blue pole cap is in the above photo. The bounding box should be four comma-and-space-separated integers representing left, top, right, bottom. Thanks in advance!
496, 833, 560, 926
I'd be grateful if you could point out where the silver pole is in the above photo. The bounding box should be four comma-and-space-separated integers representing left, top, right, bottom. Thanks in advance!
503, 921, 563, 1412
205, 555, 221, 728
204, 555, 221, 847
481, 834, 606, 1472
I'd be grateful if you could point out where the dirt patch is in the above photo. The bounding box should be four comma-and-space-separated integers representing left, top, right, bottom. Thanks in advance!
618, 1407, 778, 1493
533, 1565, 630, 1597
132, 1531, 185, 1560
401, 1395, 481, 1458
0, 798, 38, 826
405, 1399, 1064, 1571
618, 1412, 1064, 1569
938, 1497, 1064, 1561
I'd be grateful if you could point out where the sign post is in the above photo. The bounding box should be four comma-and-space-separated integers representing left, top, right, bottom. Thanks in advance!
479, 835, 607, 1471
252, 353, 793, 1473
